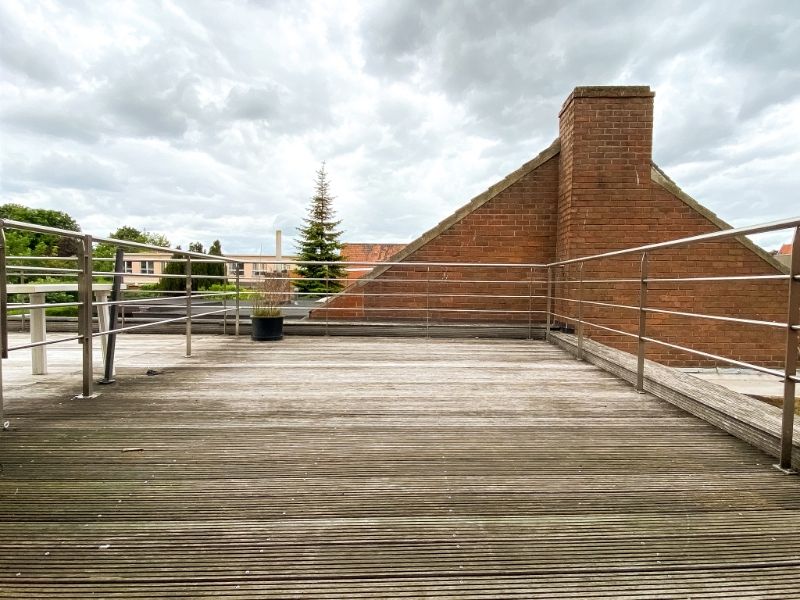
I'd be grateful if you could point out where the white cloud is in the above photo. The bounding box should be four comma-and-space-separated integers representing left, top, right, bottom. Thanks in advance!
0, 0, 798, 253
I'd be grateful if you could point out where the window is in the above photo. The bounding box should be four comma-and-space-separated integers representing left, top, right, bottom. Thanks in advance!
124, 261, 133, 274
230, 262, 245, 276
253, 263, 267, 276
140, 261, 155, 275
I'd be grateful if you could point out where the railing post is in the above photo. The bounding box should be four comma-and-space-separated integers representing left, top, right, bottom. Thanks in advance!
545, 266, 552, 342
0, 227, 8, 359
527, 267, 534, 340
100, 248, 124, 384
222, 285, 228, 336
636, 252, 649, 392
0, 226, 6, 428
325, 264, 329, 336
77, 234, 95, 399
235, 270, 240, 336
425, 265, 430, 339
577, 263, 584, 360
185, 256, 192, 357
779, 226, 800, 470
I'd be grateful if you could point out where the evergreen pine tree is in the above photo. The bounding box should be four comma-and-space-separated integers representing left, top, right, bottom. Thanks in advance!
294, 164, 346, 295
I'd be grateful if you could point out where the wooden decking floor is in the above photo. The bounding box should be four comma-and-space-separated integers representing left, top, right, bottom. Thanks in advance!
2, 335, 800, 598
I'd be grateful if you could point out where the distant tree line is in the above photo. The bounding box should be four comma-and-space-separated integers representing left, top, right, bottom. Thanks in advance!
0, 203, 226, 290
159, 240, 225, 292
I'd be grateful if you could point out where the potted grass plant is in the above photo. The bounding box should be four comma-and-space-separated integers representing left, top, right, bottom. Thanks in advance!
250, 271, 292, 341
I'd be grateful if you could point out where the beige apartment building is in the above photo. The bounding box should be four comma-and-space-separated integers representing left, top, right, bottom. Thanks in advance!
121, 252, 296, 287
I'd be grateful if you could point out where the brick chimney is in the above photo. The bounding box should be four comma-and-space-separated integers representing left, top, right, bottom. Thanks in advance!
556, 86, 655, 260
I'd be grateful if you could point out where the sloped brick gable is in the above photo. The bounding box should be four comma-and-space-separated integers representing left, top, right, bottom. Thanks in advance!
315, 86, 789, 368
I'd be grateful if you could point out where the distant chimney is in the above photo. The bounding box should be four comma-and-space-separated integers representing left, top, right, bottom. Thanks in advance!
275, 230, 282, 262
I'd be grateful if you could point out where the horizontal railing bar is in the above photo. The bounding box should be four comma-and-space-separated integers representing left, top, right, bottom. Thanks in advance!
109, 304, 242, 310
251, 259, 548, 268
94, 292, 232, 307
93, 308, 235, 337
0, 219, 86, 239
244, 277, 546, 285
646, 274, 790, 283
7, 301, 81, 310
551, 312, 639, 339
644, 307, 787, 329
5, 256, 114, 263
6, 265, 81, 274
295, 289, 547, 297
556, 275, 790, 284
6, 255, 79, 261
90, 237, 235, 261
579, 318, 640, 339
6, 265, 82, 273
551, 215, 800, 267
314, 307, 546, 314
557, 278, 640, 284
120, 289, 236, 295
90, 271, 229, 281
0, 219, 231, 260
551, 296, 640, 311
303, 292, 546, 300
641, 336, 786, 379
4, 217, 797, 270
5, 272, 76, 278
110, 304, 222, 309
93, 314, 190, 335
7, 335, 83, 352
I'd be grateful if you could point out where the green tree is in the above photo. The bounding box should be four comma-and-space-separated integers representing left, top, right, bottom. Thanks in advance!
94, 226, 171, 275
294, 164, 346, 295
207, 239, 225, 288
96, 226, 170, 253
0, 203, 81, 258
159, 246, 186, 292
188, 242, 209, 290
158, 241, 220, 291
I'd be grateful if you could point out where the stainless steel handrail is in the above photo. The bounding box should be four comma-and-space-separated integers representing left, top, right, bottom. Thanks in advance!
550, 216, 800, 267
550, 219, 799, 470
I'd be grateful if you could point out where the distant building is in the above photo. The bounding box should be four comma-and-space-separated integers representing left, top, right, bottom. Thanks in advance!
121, 233, 404, 288
120, 252, 297, 287
340, 243, 406, 285
776, 243, 793, 268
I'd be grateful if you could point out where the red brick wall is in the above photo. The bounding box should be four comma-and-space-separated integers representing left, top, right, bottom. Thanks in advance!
313, 86, 790, 369
556, 86, 654, 262
553, 88, 786, 368
315, 156, 559, 323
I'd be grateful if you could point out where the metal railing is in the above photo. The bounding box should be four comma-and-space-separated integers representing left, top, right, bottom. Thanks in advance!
0, 219, 241, 414
546, 216, 800, 470
0, 216, 798, 469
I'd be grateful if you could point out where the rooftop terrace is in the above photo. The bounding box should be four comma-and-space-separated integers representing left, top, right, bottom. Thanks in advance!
2, 333, 800, 598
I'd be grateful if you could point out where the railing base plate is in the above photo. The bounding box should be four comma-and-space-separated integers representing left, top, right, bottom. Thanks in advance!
72, 393, 99, 400
772, 464, 796, 475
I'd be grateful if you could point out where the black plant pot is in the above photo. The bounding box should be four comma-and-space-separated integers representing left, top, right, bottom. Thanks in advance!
251, 315, 284, 341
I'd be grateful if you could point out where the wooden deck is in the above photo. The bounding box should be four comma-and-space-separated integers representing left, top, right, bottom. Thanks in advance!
2, 334, 800, 598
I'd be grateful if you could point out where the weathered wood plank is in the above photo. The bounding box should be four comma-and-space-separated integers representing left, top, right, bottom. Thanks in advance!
1, 334, 800, 597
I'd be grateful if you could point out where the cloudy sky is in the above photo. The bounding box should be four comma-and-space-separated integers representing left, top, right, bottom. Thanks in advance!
1, 0, 798, 254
